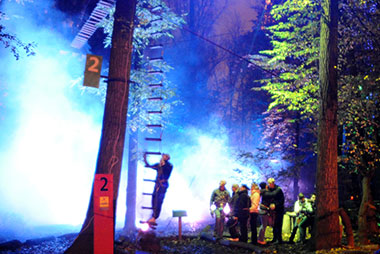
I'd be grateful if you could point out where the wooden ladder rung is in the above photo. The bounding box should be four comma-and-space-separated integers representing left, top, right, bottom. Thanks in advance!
149, 83, 163, 88
148, 70, 163, 74
145, 137, 162, 141
148, 57, 164, 61
143, 179, 156, 182
149, 44, 163, 49
148, 97, 163, 101
145, 151, 161, 155
146, 124, 162, 128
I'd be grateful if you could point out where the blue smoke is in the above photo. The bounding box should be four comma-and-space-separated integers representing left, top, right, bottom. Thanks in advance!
0, 0, 264, 242
0, 0, 103, 240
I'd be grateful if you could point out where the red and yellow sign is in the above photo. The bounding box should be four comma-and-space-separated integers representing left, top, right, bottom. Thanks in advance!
99, 196, 110, 209
94, 174, 113, 254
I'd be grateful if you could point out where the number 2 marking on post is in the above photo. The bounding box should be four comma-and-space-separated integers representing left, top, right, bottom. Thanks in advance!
100, 177, 108, 191
88, 56, 100, 73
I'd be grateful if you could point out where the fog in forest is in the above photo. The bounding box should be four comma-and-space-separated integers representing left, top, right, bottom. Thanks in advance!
0, 0, 275, 242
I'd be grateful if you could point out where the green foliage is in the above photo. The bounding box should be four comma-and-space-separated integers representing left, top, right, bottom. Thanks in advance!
338, 0, 380, 177
253, 0, 380, 182
339, 76, 380, 176
247, 0, 321, 180
253, 0, 321, 119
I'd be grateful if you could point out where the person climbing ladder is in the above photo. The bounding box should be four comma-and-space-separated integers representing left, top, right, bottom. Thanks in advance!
143, 153, 173, 225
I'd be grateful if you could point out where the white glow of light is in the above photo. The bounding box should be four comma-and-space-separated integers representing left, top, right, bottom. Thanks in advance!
139, 222, 150, 232
135, 132, 262, 225
223, 203, 230, 215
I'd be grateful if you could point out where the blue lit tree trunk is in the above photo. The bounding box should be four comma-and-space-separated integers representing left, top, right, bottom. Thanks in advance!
315, 0, 340, 250
65, 0, 137, 253
124, 131, 138, 233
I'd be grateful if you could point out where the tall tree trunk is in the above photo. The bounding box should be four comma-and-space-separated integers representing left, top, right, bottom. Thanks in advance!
65, 0, 137, 253
293, 113, 300, 201
123, 49, 141, 234
315, 0, 340, 250
124, 131, 138, 233
358, 175, 377, 245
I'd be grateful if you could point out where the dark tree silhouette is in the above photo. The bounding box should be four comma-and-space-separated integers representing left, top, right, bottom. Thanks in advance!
65, 0, 137, 252
315, 0, 340, 250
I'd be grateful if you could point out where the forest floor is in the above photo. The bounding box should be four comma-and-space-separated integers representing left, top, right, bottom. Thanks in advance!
0, 225, 379, 254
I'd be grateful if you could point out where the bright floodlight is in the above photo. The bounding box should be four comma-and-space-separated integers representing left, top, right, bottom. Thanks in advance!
140, 223, 150, 232
223, 203, 231, 215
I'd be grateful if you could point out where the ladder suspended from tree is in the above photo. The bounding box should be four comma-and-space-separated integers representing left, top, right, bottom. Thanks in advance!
140, 11, 167, 217
71, 0, 116, 49
70, 0, 167, 222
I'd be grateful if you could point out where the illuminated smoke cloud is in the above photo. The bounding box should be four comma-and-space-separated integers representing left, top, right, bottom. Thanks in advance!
0, 0, 264, 241
0, 0, 103, 240
134, 122, 262, 227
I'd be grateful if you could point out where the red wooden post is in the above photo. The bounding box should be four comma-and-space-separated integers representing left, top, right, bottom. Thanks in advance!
94, 174, 113, 254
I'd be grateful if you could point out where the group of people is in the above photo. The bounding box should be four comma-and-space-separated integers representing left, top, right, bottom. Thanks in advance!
141, 153, 316, 244
210, 178, 316, 245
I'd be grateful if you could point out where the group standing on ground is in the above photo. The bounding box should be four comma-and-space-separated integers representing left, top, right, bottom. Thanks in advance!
249, 183, 260, 244
233, 184, 251, 242
227, 183, 240, 240
209, 178, 317, 246
210, 180, 231, 238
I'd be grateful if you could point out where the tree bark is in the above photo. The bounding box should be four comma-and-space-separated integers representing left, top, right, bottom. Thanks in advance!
358, 175, 378, 245
315, 0, 340, 250
124, 131, 138, 233
65, 0, 137, 253
339, 208, 354, 247
293, 113, 300, 201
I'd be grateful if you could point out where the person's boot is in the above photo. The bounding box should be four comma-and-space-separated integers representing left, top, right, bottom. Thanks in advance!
215, 218, 222, 239
288, 226, 297, 244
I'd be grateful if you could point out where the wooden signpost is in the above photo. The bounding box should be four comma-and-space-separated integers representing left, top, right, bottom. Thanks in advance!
172, 210, 187, 240
94, 174, 113, 254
